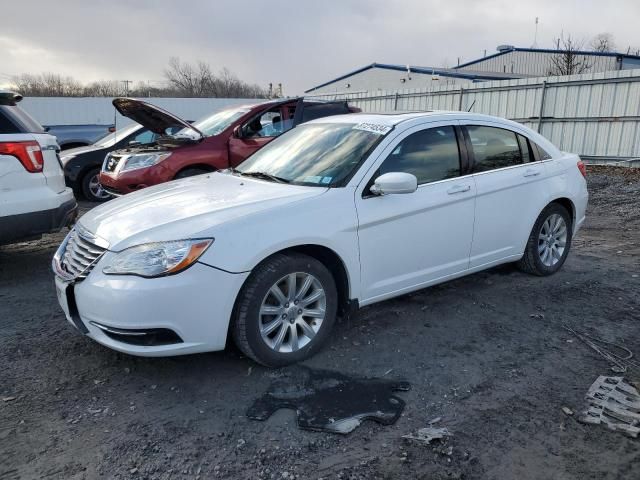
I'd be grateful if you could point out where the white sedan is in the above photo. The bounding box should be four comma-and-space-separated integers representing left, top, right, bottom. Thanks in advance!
52, 112, 588, 366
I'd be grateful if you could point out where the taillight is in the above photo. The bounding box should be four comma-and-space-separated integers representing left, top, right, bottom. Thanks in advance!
0, 141, 44, 173
577, 159, 587, 179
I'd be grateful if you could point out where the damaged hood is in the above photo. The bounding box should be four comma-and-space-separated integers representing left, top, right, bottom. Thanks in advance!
78, 172, 327, 250
112, 97, 203, 140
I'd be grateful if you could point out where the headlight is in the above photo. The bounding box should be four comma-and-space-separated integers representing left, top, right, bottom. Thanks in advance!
59, 154, 75, 165
120, 152, 171, 172
103, 239, 213, 277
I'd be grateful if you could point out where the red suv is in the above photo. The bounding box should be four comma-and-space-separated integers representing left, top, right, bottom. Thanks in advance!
99, 97, 359, 195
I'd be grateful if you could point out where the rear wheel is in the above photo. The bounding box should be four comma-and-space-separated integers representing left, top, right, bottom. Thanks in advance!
174, 168, 210, 179
232, 253, 338, 367
517, 203, 572, 276
81, 168, 112, 202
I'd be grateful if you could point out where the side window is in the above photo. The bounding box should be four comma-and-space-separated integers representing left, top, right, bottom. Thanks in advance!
517, 134, 532, 163
378, 126, 460, 185
302, 104, 348, 122
131, 129, 156, 145
243, 108, 286, 138
467, 126, 522, 172
532, 142, 552, 160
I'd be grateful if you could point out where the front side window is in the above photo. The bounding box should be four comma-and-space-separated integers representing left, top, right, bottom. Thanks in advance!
242, 107, 288, 138
468, 126, 522, 172
378, 126, 460, 185
236, 123, 385, 186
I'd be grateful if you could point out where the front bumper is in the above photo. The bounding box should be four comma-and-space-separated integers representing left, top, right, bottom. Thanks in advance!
0, 191, 77, 244
54, 259, 249, 357
99, 163, 172, 195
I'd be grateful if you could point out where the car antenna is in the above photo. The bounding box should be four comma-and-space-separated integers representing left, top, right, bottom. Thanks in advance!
467, 100, 476, 112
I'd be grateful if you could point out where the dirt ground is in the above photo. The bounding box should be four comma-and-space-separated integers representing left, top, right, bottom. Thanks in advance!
1, 166, 639, 480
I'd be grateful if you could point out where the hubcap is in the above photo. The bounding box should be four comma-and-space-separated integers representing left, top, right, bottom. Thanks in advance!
538, 213, 567, 267
89, 174, 110, 200
259, 272, 326, 353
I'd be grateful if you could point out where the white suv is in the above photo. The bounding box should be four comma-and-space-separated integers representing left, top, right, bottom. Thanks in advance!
0, 92, 77, 244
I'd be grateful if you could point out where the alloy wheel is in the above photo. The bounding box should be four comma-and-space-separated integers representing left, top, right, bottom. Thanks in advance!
538, 213, 567, 267
259, 272, 326, 353
88, 173, 111, 200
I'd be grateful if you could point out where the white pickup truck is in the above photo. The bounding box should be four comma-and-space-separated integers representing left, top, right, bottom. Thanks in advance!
0, 91, 77, 245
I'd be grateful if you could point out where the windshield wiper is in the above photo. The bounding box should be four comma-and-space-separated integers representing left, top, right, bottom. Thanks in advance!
238, 171, 290, 184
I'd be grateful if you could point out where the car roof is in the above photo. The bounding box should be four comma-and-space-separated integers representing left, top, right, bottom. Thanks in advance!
306, 110, 523, 128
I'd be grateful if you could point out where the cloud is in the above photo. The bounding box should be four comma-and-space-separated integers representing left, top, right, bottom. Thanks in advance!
1, 0, 638, 94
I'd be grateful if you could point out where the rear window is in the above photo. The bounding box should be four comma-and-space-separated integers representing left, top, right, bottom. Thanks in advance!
0, 105, 45, 134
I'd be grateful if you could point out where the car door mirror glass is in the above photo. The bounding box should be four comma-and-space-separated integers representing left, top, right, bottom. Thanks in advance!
370, 172, 418, 195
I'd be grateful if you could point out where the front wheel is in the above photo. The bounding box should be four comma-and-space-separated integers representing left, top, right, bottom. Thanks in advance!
517, 203, 572, 276
231, 253, 338, 367
81, 168, 112, 202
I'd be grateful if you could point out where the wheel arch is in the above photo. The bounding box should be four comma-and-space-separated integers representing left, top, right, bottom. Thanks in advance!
548, 197, 576, 226
173, 163, 216, 179
249, 244, 355, 318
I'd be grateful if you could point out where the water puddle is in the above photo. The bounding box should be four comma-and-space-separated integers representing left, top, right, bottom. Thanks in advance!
247, 366, 410, 434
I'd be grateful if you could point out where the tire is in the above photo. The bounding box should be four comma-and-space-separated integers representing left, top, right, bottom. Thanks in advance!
81, 168, 112, 202
231, 253, 338, 367
517, 203, 573, 276
174, 168, 210, 179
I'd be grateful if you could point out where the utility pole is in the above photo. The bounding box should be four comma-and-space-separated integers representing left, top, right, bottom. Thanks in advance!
121, 80, 133, 96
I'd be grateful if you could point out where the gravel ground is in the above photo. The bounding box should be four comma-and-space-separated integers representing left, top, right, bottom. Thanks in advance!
1, 166, 639, 480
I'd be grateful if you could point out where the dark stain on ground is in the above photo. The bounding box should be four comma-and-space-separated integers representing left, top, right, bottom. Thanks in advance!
247, 366, 411, 434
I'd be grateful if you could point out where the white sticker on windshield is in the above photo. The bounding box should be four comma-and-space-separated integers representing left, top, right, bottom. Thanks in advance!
353, 122, 392, 135
303, 176, 322, 183
321, 176, 332, 184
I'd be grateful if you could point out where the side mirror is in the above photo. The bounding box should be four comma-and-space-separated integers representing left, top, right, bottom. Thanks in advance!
370, 172, 418, 196
232, 125, 243, 139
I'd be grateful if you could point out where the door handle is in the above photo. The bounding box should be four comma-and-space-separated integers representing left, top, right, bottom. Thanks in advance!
447, 185, 471, 195
524, 169, 540, 177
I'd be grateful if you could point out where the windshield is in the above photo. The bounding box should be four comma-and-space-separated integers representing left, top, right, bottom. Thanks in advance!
94, 123, 141, 147
186, 107, 250, 137
236, 123, 386, 186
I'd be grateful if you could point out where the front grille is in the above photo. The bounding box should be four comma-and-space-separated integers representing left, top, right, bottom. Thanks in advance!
60, 228, 106, 280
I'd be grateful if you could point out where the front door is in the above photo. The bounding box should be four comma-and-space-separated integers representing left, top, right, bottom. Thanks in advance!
228, 105, 289, 166
355, 123, 476, 303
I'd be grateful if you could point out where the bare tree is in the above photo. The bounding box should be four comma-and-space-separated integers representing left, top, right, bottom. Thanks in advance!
11, 73, 83, 97
591, 33, 616, 52
164, 57, 266, 98
548, 34, 592, 76
83, 80, 123, 97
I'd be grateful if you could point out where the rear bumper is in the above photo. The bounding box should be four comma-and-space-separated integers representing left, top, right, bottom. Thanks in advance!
0, 192, 77, 244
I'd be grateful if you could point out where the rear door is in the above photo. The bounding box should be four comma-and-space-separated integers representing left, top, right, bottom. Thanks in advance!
461, 122, 548, 268
228, 104, 289, 166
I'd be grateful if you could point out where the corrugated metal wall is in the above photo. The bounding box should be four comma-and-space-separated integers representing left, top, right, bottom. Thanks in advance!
19, 97, 263, 128
456, 50, 619, 76
308, 69, 640, 159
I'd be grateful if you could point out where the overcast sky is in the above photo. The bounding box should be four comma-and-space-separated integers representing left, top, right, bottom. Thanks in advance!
1, 0, 638, 94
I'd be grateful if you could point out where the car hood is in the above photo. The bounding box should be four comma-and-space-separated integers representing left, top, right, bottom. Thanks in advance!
78, 172, 327, 250
112, 97, 203, 140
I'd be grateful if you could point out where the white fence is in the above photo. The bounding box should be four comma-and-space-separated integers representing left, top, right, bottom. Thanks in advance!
20, 97, 263, 128
308, 69, 640, 160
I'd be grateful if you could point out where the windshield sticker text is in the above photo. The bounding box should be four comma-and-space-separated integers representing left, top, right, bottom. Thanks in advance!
353, 123, 392, 135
